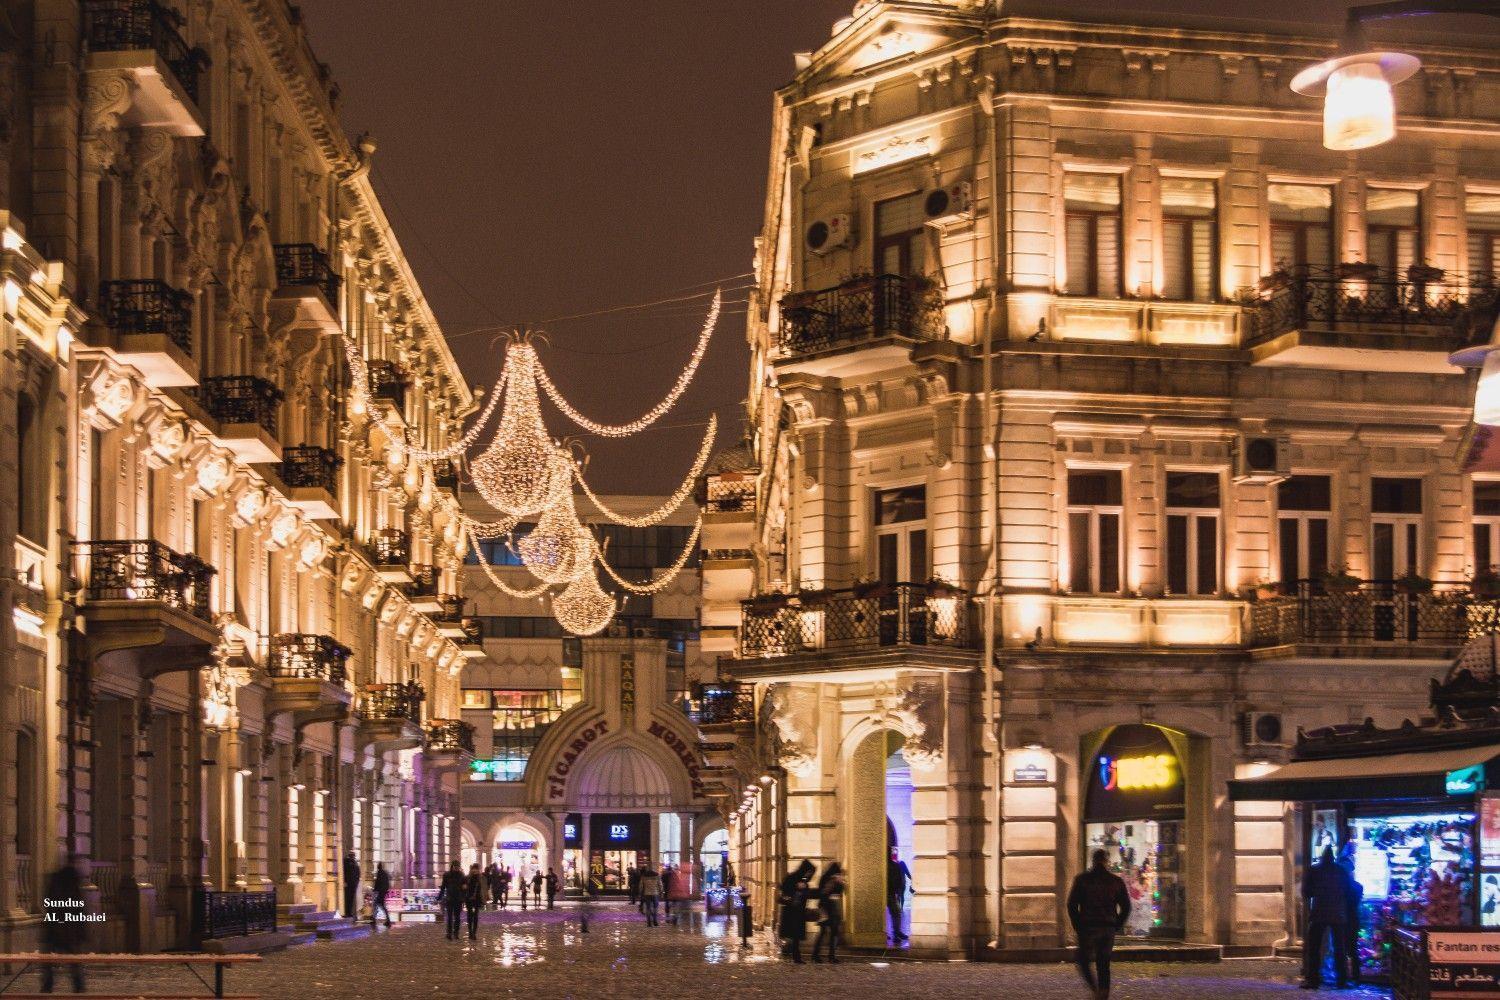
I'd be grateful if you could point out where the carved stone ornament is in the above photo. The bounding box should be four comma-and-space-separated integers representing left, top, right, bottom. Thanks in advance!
767, 683, 819, 777
892, 673, 945, 770
83, 364, 139, 427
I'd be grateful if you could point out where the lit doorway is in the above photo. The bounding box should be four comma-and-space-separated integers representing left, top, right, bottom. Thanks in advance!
700, 828, 730, 891
493, 824, 545, 886
846, 730, 914, 948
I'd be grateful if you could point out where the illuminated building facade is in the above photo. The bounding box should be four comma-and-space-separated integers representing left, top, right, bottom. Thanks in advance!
1, 0, 471, 952
710, 0, 1500, 958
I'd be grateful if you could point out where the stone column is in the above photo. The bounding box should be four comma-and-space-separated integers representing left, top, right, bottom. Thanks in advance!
112, 697, 153, 952
246, 735, 271, 892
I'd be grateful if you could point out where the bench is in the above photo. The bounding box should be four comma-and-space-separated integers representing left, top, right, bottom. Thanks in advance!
0, 952, 261, 998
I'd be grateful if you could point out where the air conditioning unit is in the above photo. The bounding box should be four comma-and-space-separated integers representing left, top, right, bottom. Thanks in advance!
923, 181, 972, 223
804, 213, 853, 255
606, 624, 628, 638
1232, 434, 1290, 484
632, 627, 653, 639
1240, 711, 1287, 749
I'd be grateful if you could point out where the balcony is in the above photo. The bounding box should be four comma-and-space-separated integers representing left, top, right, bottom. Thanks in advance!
359, 681, 426, 751
195, 375, 282, 463
776, 274, 945, 377
279, 445, 341, 520
1245, 266, 1499, 374
435, 596, 469, 639
732, 581, 976, 681
406, 564, 443, 613
370, 528, 411, 583
433, 460, 460, 493
82, 0, 206, 136
71, 539, 217, 665
365, 360, 407, 416
425, 719, 476, 770
689, 682, 755, 729
1248, 580, 1500, 658
98, 279, 196, 387
271, 243, 341, 331
265, 633, 351, 723
458, 616, 485, 658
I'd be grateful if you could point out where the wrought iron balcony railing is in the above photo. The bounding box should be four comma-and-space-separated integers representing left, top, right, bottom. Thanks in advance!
459, 617, 482, 645
437, 595, 466, 623
426, 719, 476, 755
363, 681, 424, 723
778, 274, 945, 356
280, 445, 342, 492
196, 889, 276, 941
72, 539, 213, 622
196, 375, 282, 436
273, 243, 341, 305
266, 633, 350, 684
365, 360, 407, 411
371, 528, 409, 567
98, 279, 194, 354
408, 565, 439, 599
433, 460, 459, 490
1248, 580, 1500, 648
690, 682, 755, 726
83, 0, 207, 103
1247, 266, 1500, 342
703, 479, 756, 514
739, 582, 970, 658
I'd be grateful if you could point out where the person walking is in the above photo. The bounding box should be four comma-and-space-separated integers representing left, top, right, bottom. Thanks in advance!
628, 865, 641, 907
464, 863, 486, 940
545, 868, 559, 909
531, 869, 543, 907
486, 862, 501, 908
778, 860, 815, 963
342, 851, 361, 919
370, 862, 393, 928
498, 866, 511, 907
1336, 842, 1365, 985
1067, 848, 1132, 1000
812, 862, 846, 964
438, 860, 467, 941
519, 867, 529, 910
39, 855, 87, 994
662, 864, 676, 921
639, 864, 663, 926
1303, 845, 1356, 989
886, 849, 912, 944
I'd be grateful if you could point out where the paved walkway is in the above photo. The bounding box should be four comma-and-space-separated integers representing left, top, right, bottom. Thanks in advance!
4, 903, 1374, 999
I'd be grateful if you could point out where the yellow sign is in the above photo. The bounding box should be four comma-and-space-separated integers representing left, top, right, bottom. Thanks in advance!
1101, 753, 1178, 791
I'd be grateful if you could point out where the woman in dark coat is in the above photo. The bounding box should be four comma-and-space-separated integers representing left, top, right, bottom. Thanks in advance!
813, 862, 846, 963
778, 860, 816, 963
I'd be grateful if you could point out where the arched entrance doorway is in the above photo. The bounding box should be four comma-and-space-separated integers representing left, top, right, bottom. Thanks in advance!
459, 824, 481, 871
1083, 724, 1188, 940
493, 822, 547, 885
700, 828, 729, 891
846, 729, 913, 948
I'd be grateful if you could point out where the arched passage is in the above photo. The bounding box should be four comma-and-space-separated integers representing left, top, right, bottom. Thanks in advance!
845, 728, 912, 948
492, 819, 549, 885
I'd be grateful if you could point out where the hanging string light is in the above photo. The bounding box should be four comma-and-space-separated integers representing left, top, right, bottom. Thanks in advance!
551, 571, 615, 636
460, 511, 521, 539
573, 415, 717, 527
466, 527, 552, 599
598, 518, 702, 595
406, 367, 508, 461
516, 491, 596, 585
469, 343, 571, 516
342, 335, 369, 416
535, 290, 719, 437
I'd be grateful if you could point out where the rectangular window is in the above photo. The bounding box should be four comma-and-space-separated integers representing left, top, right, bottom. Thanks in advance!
1371, 477, 1423, 580
1165, 472, 1220, 595
1269, 183, 1334, 273
1367, 188, 1421, 279
874, 193, 926, 277
1161, 177, 1217, 303
1066, 470, 1123, 594
873, 485, 927, 585
1468, 192, 1500, 289
460, 689, 492, 710
478, 690, 567, 782
1475, 480, 1500, 575
1277, 475, 1332, 585
1064, 173, 1123, 298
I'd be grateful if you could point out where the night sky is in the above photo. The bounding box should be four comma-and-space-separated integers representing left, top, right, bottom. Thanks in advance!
294, 1, 1498, 493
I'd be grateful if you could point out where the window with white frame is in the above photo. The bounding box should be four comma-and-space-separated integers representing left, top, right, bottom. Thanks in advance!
873, 485, 927, 585
874, 193, 927, 278
1468, 192, 1500, 289
1067, 470, 1123, 594
1371, 477, 1423, 581
1064, 173, 1122, 298
1474, 480, 1500, 575
1165, 472, 1220, 595
353, 797, 364, 863
1367, 188, 1421, 278
1277, 475, 1332, 586
1161, 177, 1217, 303
1269, 183, 1334, 272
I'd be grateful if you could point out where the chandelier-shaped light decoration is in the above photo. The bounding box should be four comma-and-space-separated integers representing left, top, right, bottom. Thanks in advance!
599, 518, 702, 595
535, 290, 719, 437
466, 527, 551, 599
469, 344, 571, 516
517, 491, 596, 585
574, 414, 717, 527
551, 571, 615, 636
461, 511, 522, 539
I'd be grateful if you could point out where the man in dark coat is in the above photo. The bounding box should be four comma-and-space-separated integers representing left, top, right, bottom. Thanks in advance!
437, 860, 467, 940
628, 865, 641, 909
777, 860, 816, 963
486, 863, 501, 908
1067, 849, 1132, 1000
887, 850, 913, 943
342, 852, 361, 919
1303, 845, 1356, 989
463, 863, 486, 940
498, 866, 512, 906
40, 855, 88, 994
371, 862, 392, 927
545, 868, 559, 909
1337, 842, 1365, 985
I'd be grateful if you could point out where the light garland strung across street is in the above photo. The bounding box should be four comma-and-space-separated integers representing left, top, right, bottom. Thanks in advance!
460, 511, 521, 538
598, 518, 702, 595
405, 367, 508, 461
550, 571, 615, 637
534, 290, 719, 437
572, 414, 717, 528
466, 527, 551, 599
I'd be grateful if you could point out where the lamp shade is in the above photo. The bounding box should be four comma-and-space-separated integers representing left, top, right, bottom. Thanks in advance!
1291, 50, 1420, 152
1476, 350, 1500, 427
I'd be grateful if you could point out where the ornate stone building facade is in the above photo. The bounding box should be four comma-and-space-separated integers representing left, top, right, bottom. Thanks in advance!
709, 0, 1500, 959
1, 0, 473, 952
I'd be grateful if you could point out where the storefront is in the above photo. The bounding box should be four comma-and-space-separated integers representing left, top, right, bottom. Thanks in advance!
1083, 724, 1188, 940
493, 825, 545, 882
1232, 733, 1500, 979
587, 812, 651, 892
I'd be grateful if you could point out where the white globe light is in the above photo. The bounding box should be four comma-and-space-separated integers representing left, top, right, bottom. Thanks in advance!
1291, 50, 1419, 153
1475, 350, 1500, 427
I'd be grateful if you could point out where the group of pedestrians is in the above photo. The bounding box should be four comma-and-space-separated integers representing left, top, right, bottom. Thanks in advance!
342, 852, 393, 927
776, 860, 848, 963
1301, 844, 1365, 990
435, 860, 559, 940
627, 862, 682, 925
479, 862, 557, 909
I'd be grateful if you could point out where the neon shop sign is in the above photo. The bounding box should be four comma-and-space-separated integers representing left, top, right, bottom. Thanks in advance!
1098, 753, 1178, 792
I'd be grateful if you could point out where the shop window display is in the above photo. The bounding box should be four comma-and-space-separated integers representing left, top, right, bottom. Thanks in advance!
1086, 819, 1186, 939
1348, 812, 1475, 977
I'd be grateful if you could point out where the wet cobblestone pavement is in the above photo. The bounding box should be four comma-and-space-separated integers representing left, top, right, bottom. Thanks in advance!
4, 903, 1383, 999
